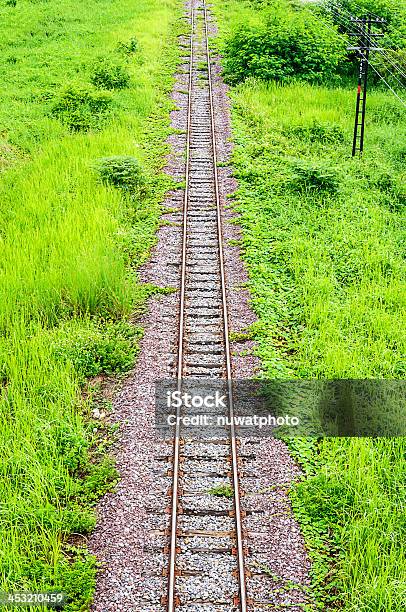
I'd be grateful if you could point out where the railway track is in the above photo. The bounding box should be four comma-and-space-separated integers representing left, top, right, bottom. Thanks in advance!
90, 2, 313, 610
163, 1, 248, 610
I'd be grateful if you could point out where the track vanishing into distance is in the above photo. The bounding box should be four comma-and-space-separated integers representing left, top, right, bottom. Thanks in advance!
90, 2, 312, 610
164, 2, 248, 610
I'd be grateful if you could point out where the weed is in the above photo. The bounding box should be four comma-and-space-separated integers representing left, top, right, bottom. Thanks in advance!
117, 37, 139, 54
50, 84, 112, 131
80, 457, 119, 503
0, 140, 23, 171
229, 328, 255, 342
285, 120, 345, 144
95, 155, 146, 194
289, 159, 340, 193
49, 319, 142, 381
208, 484, 234, 498
54, 548, 97, 612
90, 57, 130, 90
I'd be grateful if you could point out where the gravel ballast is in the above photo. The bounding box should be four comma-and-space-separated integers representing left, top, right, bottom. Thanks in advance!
89, 1, 312, 610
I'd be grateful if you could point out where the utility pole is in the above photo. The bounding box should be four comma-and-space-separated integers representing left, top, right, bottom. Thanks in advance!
348, 15, 385, 156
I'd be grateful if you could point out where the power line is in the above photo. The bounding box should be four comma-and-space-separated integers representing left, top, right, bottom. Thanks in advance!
303, 1, 406, 153
371, 60, 406, 90
326, 4, 406, 80
380, 50, 406, 81
327, 0, 406, 50
309, 3, 406, 88
348, 0, 404, 27
367, 60, 406, 106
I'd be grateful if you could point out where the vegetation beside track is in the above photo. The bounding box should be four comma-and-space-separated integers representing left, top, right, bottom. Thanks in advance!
211, 0, 406, 609
0, 0, 183, 608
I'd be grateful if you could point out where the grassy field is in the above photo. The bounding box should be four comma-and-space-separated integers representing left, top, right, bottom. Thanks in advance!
0, 0, 183, 608
211, 0, 405, 609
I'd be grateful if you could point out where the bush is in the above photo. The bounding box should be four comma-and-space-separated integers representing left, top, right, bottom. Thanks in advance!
289, 159, 340, 193
96, 155, 146, 193
117, 37, 139, 54
286, 120, 345, 144
50, 84, 112, 131
90, 57, 130, 90
50, 320, 142, 380
222, 6, 347, 84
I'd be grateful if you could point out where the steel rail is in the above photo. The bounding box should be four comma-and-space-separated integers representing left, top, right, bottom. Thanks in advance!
166, 3, 248, 610
167, 7, 194, 612
202, 3, 248, 610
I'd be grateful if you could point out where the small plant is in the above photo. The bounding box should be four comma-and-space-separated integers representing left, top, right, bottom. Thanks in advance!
117, 37, 138, 54
50, 84, 112, 131
50, 320, 142, 381
287, 121, 345, 145
290, 160, 340, 193
90, 57, 130, 90
81, 457, 119, 503
5, 0, 17, 7
208, 484, 234, 498
229, 328, 255, 343
96, 155, 146, 194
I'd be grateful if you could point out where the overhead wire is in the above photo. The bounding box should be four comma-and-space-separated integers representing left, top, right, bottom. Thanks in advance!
366, 60, 406, 106
325, 3, 406, 85
307, 1, 406, 105
327, 0, 406, 59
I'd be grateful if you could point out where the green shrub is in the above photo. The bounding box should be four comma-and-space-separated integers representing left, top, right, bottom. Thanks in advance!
90, 57, 130, 90
5, 0, 17, 7
96, 155, 146, 193
290, 159, 340, 193
372, 48, 406, 90
372, 169, 406, 210
62, 505, 96, 535
286, 120, 345, 144
117, 37, 139, 54
55, 551, 97, 612
370, 98, 406, 123
50, 320, 142, 380
81, 457, 118, 503
50, 84, 112, 131
222, 5, 347, 84
54, 423, 88, 472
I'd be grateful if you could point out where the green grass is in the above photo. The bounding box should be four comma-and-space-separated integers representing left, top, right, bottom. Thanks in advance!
208, 484, 234, 498
211, 0, 406, 610
0, 0, 183, 608
230, 81, 405, 379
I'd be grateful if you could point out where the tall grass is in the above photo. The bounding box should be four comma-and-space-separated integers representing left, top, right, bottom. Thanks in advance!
0, 0, 183, 607
211, 0, 405, 610
231, 81, 405, 378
